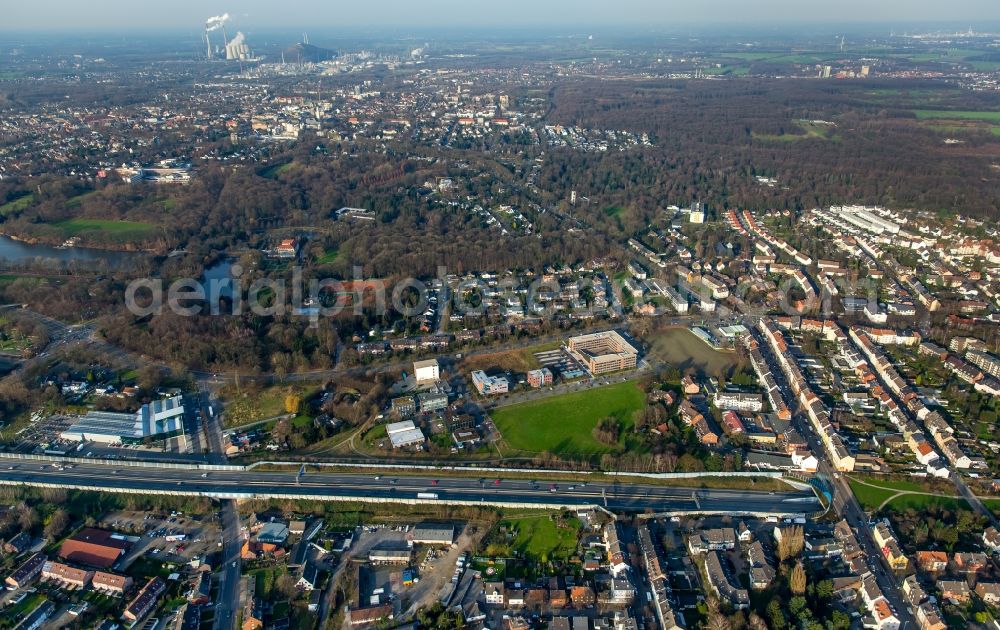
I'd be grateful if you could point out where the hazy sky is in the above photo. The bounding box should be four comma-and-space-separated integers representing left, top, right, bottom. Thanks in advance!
3, 0, 997, 31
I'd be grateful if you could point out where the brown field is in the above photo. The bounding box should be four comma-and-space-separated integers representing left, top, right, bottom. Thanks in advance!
648, 327, 739, 377
460, 348, 540, 374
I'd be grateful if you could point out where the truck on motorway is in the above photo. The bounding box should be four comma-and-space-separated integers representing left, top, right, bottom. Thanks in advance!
416, 492, 438, 500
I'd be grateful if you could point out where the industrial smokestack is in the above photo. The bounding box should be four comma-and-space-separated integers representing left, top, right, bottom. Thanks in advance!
204, 13, 231, 59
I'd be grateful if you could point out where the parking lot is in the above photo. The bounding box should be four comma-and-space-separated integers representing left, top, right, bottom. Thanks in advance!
8, 413, 76, 453
533, 348, 586, 380
97, 510, 221, 570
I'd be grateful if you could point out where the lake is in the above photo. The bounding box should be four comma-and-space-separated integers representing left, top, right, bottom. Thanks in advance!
0, 235, 141, 267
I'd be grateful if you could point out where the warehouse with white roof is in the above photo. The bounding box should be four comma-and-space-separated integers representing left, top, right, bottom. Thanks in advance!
60, 396, 185, 444
386, 420, 426, 449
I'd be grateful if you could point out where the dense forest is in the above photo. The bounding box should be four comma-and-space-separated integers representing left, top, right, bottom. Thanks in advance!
544, 78, 1000, 220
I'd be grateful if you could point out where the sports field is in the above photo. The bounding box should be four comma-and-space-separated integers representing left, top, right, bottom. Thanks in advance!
491, 381, 644, 457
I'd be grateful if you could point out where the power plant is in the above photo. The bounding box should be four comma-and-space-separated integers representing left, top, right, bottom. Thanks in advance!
410, 43, 429, 59
203, 13, 255, 61
225, 32, 253, 61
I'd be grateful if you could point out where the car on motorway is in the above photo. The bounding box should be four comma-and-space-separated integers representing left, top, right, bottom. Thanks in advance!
494, 478, 501, 485
549, 484, 558, 492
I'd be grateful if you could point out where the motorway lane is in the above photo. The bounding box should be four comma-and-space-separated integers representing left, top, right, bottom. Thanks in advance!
0, 462, 818, 514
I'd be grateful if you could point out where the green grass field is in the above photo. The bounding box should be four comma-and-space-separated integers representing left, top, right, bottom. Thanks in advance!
314, 248, 339, 265
848, 479, 898, 510
0, 193, 34, 216
648, 328, 738, 377
714, 51, 783, 61
982, 499, 1000, 518
261, 161, 297, 179
64, 190, 98, 209
712, 50, 840, 65
0, 326, 32, 352
924, 124, 972, 134
883, 494, 968, 512
491, 381, 645, 457
752, 120, 839, 143
913, 110, 1000, 122
500, 515, 581, 561
965, 61, 1000, 72
849, 476, 968, 512
752, 131, 816, 142
52, 218, 157, 238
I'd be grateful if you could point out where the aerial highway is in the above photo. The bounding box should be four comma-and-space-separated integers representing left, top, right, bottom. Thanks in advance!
0, 460, 819, 516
